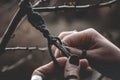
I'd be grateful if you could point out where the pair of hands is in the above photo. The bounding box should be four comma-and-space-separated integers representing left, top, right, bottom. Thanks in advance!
31, 28, 120, 80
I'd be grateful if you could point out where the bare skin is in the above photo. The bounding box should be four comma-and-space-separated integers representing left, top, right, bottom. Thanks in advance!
31, 57, 91, 80
53, 28, 120, 79
32, 28, 120, 80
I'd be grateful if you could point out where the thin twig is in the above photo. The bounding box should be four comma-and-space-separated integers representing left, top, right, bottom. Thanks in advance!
5, 47, 48, 51
1, 54, 33, 72
33, 0, 117, 12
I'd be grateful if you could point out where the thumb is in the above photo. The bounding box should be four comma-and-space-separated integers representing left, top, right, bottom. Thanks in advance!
64, 55, 80, 80
31, 57, 67, 80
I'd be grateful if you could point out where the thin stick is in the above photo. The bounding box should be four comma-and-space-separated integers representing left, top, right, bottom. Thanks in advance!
5, 47, 48, 51
33, 0, 117, 12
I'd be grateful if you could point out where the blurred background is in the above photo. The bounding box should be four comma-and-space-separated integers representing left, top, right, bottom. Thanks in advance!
0, 0, 120, 80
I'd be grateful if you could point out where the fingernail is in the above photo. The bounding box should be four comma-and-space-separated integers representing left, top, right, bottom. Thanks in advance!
69, 55, 79, 66
31, 75, 43, 80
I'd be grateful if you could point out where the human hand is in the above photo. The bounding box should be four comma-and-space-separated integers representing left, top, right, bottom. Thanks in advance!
31, 56, 92, 80
54, 28, 120, 79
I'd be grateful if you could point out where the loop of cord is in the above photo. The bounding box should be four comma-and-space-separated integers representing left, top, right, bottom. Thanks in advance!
26, 3, 71, 80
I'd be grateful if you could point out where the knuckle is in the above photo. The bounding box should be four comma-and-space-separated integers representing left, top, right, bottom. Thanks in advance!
58, 32, 65, 39
32, 69, 41, 75
32, 70, 38, 74
59, 31, 67, 36
86, 28, 99, 36
59, 31, 75, 38
87, 28, 96, 33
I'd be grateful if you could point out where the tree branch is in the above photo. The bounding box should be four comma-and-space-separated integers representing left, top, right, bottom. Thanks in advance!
33, 0, 117, 12
5, 47, 48, 51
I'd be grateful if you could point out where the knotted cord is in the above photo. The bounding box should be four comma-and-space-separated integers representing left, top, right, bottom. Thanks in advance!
0, 0, 118, 54
0, 0, 118, 80
26, 2, 72, 80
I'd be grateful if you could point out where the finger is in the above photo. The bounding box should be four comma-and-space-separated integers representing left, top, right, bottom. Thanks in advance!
52, 30, 77, 54
66, 46, 115, 69
57, 46, 104, 63
32, 57, 67, 80
54, 48, 62, 58
55, 47, 93, 72
64, 55, 80, 80
79, 59, 93, 79
86, 66, 93, 72
58, 30, 77, 40
54, 46, 81, 58
54, 46, 72, 58
62, 28, 98, 49
52, 43, 68, 57
54, 47, 103, 72
80, 59, 89, 69
80, 59, 93, 73
66, 46, 82, 56
54, 46, 82, 58
52, 45, 56, 53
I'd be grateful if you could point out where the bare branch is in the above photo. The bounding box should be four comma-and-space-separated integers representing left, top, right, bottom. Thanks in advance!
1, 54, 32, 72
5, 47, 48, 51
33, 0, 117, 12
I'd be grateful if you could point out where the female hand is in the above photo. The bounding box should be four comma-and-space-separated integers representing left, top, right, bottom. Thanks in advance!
54, 28, 120, 79
31, 56, 91, 80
